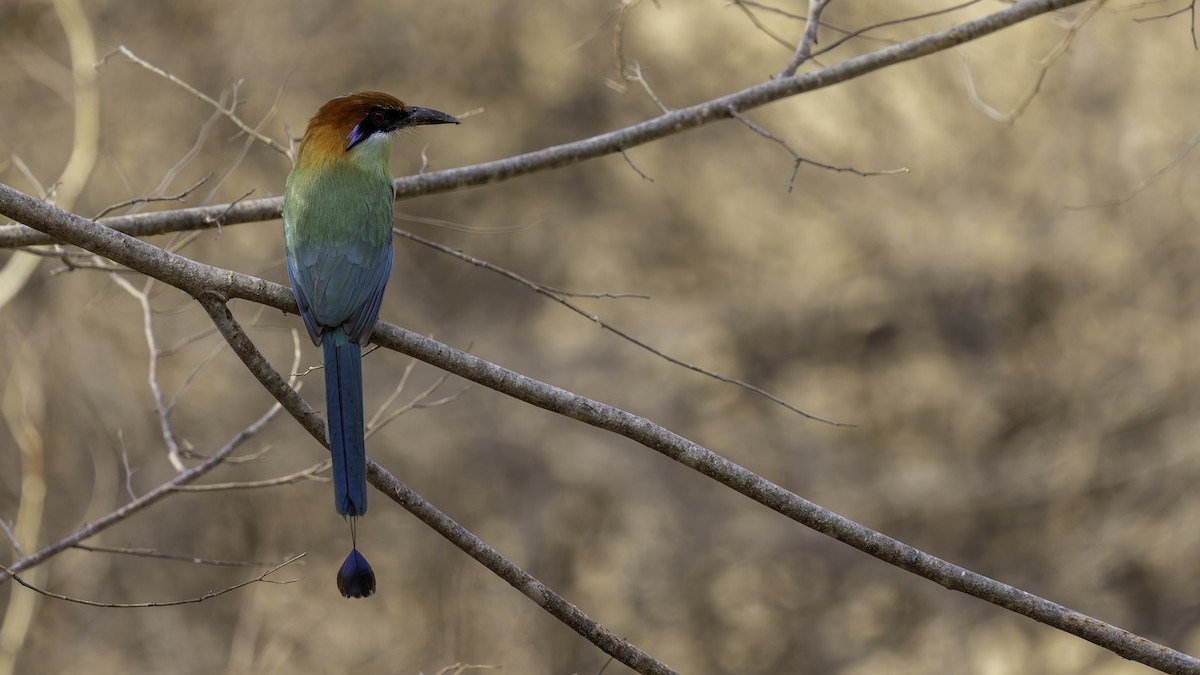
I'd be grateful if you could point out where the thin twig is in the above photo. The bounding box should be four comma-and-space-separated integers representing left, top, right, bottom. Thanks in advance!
568, 4, 624, 52
110, 274, 185, 472
3, 177, 1198, 673
1, 0, 1093, 250
395, 227, 852, 426
98, 46, 291, 159
195, 294, 676, 675
70, 544, 283, 567
7, 247, 71, 260
729, 108, 909, 190
366, 372, 465, 439
612, 0, 650, 81
731, 0, 797, 50
48, 256, 138, 275
184, 442, 274, 465
780, 0, 832, 76
165, 338, 227, 414
365, 359, 418, 430
117, 429, 137, 501
8, 155, 47, 200
203, 189, 255, 235
157, 326, 220, 357
812, 0, 989, 59
0, 520, 22, 558
93, 172, 211, 219
619, 148, 655, 181
202, 80, 286, 205
433, 665, 500, 675
1, 395, 285, 579
394, 211, 538, 235
962, 0, 1106, 123
172, 461, 328, 491
0, 554, 304, 608
132, 93, 228, 211
540, 285, 650, 300
1132, 0, 1198, 48
1067, 126, 1200, 209
623, 61, 671, 113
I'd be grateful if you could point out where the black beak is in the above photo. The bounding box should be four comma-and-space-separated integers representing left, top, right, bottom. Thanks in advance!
404, 106, 461, 127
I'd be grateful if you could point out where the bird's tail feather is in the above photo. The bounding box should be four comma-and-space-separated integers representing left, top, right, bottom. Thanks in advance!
337, 547, 376, 598
324, 329, 367, 517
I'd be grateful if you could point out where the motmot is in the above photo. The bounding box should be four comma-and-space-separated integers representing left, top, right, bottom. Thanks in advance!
283, 92, 459, 598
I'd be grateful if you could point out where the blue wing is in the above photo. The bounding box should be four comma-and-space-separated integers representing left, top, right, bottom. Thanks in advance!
284, 170, 394, 346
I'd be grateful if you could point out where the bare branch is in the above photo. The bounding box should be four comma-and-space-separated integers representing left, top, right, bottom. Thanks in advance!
1132, 0, 1198, 48
3, 160, 1198, 672
200, 88, 276, 205
7, 155, 47, 200
611, 0, 652, 81
619, 147, 655, 181
0, 520, 21, 558
623, 61, 671, 113
0, 0, 97, 324
394, 211, 538, 235
730, 0, 796, 50
395, 227, 849, 425
133, 95, 228, 210
0, 0, 1092, 250
172, 461, 328, 492
366, 359, 419, 431
0, 554, 304, 608
70, 544, 284, 567
165, 337, 227, 415
779, 0, 832, 77
1067, 127, 1200, 209
10, 2, 1194, 670
433, 665, 500, 675
812, 1, 990, 59
157, 325, 221, 358
539, 285, 650, 300
366, 368, 464, 438
963, 0, 1105, 123
110, 274, 185, 472
728, 108, 909, 191
205, 189, 255, 235
98, 46, 292, 159
1, 391, 283, 579
193, 294, 676, 675
93, 172, 212, 219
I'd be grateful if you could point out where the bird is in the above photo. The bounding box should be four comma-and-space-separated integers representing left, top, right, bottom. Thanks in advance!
283, 91, 459, 598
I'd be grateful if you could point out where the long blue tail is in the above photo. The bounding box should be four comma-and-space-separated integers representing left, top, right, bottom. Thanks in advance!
324, 329, 367, 517
324, 330, 376, 598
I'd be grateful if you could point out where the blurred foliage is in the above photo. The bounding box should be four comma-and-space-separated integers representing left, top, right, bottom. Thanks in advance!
1, 1, 1199, 673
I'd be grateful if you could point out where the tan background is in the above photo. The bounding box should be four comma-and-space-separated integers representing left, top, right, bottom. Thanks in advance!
1, 1, 1198, 673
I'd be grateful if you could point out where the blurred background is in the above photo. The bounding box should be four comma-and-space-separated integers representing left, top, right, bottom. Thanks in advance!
1, 1, 1198, 673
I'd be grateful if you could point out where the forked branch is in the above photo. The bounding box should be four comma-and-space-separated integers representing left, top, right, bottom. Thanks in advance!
1, 158, 1196, 674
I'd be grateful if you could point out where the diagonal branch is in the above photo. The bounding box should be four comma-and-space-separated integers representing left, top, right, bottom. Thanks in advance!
393, 228, 850, 425
812, 0, 990, 59
1, 166, 1196, 673
70, 544, 283, 566
1067, 125, 1200, 209
962, 0, 1107, 123
195, 295, 676, 675
0, 554, 304, 608
1, 393, 283, 579
727, 107, 908, 190
97, 46, 292, 160
779, 0, 832, 77
0, 0, 1090, 250
110, 274, 186, 471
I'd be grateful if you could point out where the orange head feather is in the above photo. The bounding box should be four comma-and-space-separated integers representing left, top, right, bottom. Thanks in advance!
296, 91, 459, 167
